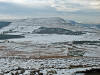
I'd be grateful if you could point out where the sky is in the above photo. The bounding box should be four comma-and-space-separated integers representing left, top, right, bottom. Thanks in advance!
0, 0, 100, 23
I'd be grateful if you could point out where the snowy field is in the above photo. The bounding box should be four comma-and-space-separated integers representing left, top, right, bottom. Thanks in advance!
0, 17, 100, 75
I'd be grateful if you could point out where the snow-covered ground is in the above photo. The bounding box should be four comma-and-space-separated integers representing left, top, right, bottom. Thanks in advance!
0, 57, 100, 75
7, 33, 100, 44
0, 17, 100, 75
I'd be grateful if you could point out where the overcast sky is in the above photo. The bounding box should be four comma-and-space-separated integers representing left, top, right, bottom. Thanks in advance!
0, 0, 100, 23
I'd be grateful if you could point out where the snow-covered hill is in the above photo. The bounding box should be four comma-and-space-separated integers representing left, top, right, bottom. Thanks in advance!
65, 19, 100, 30
0, 17, 99, 43
0, 17, 97, 34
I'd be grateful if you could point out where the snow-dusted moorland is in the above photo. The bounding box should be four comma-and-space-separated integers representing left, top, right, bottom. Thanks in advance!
0, 17, 100, 75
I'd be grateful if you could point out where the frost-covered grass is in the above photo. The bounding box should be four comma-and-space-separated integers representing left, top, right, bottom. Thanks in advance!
0, 57, 100, 75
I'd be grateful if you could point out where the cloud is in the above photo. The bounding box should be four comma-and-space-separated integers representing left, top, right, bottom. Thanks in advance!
0, 0, 100, 23
0, 0, 50, 7
50, 0, 100, 12
0, 2, 57, 18
0, 0, 100, 11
